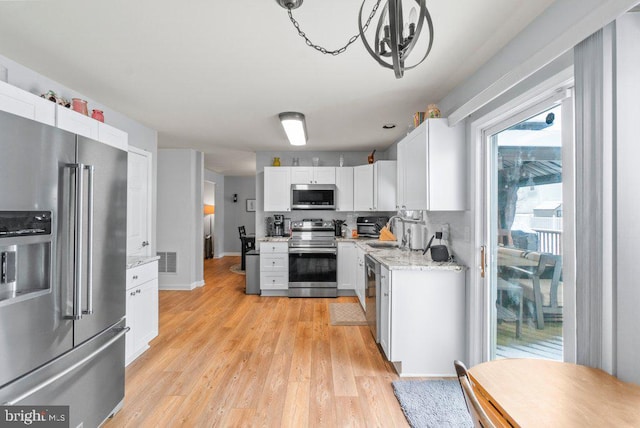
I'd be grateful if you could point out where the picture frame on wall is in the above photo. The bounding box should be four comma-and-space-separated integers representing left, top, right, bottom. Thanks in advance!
246, 199, 256, 212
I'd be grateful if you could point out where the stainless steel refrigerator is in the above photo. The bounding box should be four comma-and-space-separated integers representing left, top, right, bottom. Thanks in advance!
0, 110, 128, 427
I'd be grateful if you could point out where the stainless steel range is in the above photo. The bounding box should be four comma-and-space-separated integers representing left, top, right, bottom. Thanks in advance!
288, 219, 337, 297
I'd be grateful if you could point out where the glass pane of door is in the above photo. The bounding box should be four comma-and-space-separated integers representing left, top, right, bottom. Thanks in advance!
489, 105, 564, 360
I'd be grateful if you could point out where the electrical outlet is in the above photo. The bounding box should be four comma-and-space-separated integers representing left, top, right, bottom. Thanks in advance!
441, 223, 450, 241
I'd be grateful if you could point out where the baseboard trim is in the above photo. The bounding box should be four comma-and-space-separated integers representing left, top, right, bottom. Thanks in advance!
159, 280, 203, 291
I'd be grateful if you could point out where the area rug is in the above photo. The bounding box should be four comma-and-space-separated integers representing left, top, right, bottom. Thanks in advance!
229, 264, 245, 275
392, 379, 473, 428
328, 303, 367, 326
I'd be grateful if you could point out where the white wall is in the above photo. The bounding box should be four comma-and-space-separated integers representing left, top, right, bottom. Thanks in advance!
224, 176, 256, 254
205, 169, 225, 258
439, 0, 639, 124
157, 149, 204, 290
0, 53, 159, 256
614, 12, 640, 385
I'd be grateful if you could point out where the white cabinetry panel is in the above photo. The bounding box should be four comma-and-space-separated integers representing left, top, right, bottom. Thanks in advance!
387, 269, 465, 376
56, 105, 99, 140
125, 260, 159, 366
337, 241, 357, 290
264, 167, 291, 212
335, 167, 354, 212
397, 119, 466, 211
0, 80, 55, 126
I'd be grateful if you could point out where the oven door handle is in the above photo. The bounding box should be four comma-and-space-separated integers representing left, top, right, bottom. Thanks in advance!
288, 247, 337, 255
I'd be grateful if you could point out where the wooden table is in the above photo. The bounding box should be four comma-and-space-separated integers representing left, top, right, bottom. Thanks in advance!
468, 359, 640, 427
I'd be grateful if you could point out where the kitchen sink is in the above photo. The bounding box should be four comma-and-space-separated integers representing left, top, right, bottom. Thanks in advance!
367, 241, 399, 248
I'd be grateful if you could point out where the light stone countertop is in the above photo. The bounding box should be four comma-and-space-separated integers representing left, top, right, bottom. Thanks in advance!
257, 236, 290, 242
126, 255, 161, 269
257, 236, 466, 271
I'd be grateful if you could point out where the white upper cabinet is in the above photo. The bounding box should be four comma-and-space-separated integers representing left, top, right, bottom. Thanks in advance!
374, 160, 397, 211
264, 167, 291, 212
353, 164, 374, 211
335, 167, 354, 212
56, 105, 99, 140
97, 122, 128, 151
290, 166, 336, 184
397, 119, 466, 211
354, 161, 397, 211
0, 80, 55, 126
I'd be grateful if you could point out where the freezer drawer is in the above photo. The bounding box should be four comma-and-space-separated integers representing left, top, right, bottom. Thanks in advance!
0, 318, 127, 427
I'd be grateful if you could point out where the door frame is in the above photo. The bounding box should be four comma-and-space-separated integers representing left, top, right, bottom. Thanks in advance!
467, 71, 576, 365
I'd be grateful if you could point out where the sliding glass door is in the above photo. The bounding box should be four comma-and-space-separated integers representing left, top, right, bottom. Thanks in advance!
483, 96, 574, 361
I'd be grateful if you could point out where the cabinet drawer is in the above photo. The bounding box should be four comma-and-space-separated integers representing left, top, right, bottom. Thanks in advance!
260, 254, 288, 271
260, 242, 288, 253
126, 260, 158, 290
260, 272, 288, 290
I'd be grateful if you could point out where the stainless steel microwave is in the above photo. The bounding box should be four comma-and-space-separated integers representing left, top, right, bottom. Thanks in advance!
291, 184, 336, 210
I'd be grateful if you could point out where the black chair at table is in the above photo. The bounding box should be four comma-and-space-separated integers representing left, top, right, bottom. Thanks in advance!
238, 226, 255, 270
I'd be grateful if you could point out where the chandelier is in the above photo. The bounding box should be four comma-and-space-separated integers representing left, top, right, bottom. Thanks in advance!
276, 0, 434, 79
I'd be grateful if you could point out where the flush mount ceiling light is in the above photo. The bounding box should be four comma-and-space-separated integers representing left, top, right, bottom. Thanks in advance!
276, 0, 434, 79
279, 112, 307, 146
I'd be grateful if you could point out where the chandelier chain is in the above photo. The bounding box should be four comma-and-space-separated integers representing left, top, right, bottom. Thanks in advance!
286, 0, 382, 56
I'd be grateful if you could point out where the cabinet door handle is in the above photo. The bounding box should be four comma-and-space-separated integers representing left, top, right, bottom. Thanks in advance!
142, 241, 149, 247
130, 292, 136, 296
383, 292, 389, 297
480, 245, 486, 278
133, 275, 138, 280
136, 289, 141, 294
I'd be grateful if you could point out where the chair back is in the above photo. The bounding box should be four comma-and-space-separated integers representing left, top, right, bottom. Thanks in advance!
238, 226, 246, 238
454, 360, 496, 428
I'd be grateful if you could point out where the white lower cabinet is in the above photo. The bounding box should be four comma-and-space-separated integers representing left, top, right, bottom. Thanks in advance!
125, 260, 159, 366
382, 268, 465, 377
337, 241, 357, 291
355, 246, 366, 309
260, 242, 288, 293
379, 265, 391, 358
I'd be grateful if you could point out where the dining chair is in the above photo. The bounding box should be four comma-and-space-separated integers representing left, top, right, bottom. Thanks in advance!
238, 225, 246, 237
454, 360, 496, 428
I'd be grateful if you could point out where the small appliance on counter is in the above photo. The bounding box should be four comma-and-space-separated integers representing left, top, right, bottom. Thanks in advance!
283, 218, 291, 236
333, 219, 345, 237
273, 214, 284, 236
408, 223, 427, 250
423, 233, 450, 261
356, 216, 390, 238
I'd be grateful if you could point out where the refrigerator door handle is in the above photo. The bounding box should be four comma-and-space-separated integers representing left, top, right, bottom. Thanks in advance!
65, 163, 84, 320
1, 326, 130, 405
83, 164, 95, 315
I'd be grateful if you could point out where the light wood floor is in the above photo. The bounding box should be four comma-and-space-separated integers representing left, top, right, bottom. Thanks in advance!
106, 256, 409, 427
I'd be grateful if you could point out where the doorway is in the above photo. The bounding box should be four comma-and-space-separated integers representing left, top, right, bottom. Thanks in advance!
204, 180, 216, 258
482, 94, 574, 361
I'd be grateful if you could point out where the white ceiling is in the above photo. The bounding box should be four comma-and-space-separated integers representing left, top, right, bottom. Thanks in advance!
0, 0, 555, 176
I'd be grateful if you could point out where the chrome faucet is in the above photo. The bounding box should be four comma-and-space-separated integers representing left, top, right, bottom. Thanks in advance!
388, 215, 409, 251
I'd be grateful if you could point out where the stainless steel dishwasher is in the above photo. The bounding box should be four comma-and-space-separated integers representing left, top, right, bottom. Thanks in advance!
365, 254, 381, 343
